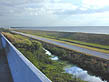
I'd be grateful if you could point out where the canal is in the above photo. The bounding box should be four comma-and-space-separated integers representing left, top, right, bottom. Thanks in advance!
44, 48, 107, 82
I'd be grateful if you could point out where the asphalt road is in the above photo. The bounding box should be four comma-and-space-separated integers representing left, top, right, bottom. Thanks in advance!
12, 31, 109, 60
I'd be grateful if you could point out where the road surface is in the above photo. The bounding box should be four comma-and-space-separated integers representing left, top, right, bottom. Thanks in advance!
12, 31, 109, 60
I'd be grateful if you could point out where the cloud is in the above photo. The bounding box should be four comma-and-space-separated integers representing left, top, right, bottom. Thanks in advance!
0, 0, 109, 26
0, 0, 109, 16
0, 0, 79, 16
82, 0, 109, 9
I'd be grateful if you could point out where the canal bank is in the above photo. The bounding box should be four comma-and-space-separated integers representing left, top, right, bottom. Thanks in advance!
44, 48, 107, 82
3, 32, 109, 82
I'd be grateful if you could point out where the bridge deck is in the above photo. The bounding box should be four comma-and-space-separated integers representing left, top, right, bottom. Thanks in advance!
0, 49, 13, 82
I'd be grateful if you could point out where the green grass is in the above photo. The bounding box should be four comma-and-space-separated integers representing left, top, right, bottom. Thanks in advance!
37, 35, 109, 54
3, 32, 87, 82
13, 29, 109, 54
4, 32, 109, 81
59, 38, 109, 49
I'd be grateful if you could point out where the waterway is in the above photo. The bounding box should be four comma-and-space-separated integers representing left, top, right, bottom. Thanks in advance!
44, 48, 107, 82
17, 26, 109, 34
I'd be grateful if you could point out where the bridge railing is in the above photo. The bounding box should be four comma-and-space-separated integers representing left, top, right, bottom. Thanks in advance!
0, 34, 52, 82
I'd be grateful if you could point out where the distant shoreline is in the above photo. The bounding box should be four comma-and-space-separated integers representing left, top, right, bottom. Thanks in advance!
11, 26, 109, 34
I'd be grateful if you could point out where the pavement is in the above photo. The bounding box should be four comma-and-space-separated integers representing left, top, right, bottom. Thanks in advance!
11, 31, 109, 60
0, 49, 13, 82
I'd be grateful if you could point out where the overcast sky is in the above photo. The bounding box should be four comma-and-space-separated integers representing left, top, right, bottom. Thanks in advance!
0, 0, 109, 27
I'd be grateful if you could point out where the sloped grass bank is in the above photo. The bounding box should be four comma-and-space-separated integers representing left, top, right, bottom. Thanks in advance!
41, 42, 109, 81
3, 32, 86, 82
14, 30, 109, 53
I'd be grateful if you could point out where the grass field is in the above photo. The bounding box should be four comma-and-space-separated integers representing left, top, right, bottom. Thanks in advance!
3, 32, 87, 82
13, 29, 109, 54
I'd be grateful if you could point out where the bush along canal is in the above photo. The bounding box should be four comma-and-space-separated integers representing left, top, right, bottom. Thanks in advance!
4, 32, 88, 82
44, 48, 107, 82
3, 32, 108, 82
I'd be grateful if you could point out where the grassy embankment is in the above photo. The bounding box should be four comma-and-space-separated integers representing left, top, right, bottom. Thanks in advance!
10, 30, 109, 81
42, 42, 109, 81
3, 32, 86, 82
13, 29, 109, 54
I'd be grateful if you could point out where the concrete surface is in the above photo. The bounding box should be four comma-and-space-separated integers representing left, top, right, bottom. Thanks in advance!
0, 49, 13, 82
12, 31, 109, 60
0, 34, 52, 82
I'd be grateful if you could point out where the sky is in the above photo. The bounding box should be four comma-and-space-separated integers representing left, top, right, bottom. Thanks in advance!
0, 0, 109, 27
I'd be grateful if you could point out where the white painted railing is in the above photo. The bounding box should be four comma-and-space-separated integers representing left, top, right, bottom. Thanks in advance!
0, 34, 52, 82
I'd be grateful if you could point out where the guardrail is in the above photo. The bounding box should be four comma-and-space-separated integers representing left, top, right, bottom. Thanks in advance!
0, 34, 52, 82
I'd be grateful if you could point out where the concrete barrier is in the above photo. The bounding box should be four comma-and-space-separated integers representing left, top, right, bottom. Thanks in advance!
0, 34, 52, 82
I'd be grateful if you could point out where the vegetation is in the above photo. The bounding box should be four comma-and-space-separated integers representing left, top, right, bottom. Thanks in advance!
0, 28, 10, 32
42, 42, 109, 81
14, 30, 109, 53
3, 32, 86, 82
3, 31, 109, 81
14, 29, 109, 46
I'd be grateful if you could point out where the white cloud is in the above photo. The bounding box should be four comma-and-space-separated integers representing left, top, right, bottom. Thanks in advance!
82, 0, 109, 9
1, 0, 109, 16
42, 3, 78, 15
44, 3, 77, 10
0, 0, 109, 26
80, 11, 109, 18
79, 7, 88, 11
0, 0, 78, 16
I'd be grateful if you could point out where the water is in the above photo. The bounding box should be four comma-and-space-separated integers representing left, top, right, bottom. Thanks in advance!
65, 66, 107, 82
17, 26, 109, 34
44, 48, 59, 60
44, 48, 107, 82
